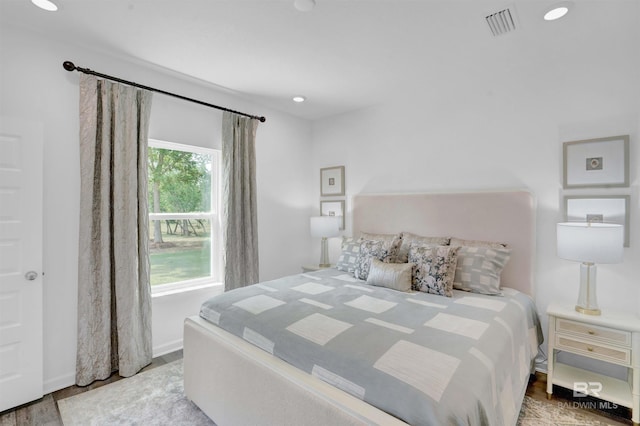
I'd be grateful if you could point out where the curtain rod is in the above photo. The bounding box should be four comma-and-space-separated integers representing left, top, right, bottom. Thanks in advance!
63, 61, 266, 123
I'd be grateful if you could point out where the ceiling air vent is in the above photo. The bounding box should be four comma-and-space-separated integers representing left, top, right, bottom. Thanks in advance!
486, 8, 516, 36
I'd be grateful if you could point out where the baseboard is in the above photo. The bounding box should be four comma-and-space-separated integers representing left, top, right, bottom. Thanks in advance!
153, 338, 183, 358
43, 341, 183, 395
44, 372, 76, 394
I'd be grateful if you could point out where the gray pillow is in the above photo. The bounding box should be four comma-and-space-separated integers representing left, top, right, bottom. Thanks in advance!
449, 237, 508, 249
335, 237, 360, 274
366, 258, 415, 292
452, 246, 511, 295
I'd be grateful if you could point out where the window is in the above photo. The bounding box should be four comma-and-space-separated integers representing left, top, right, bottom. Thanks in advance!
148, 139, 222, 294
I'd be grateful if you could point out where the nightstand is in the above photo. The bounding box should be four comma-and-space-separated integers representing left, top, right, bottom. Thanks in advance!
546, 303, 640, 425
301, 264, 333, 273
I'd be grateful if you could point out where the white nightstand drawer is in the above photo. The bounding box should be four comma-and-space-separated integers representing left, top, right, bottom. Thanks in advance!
556, 318, 631, 347
555, 335, 631, 366
547, 303, 640, 424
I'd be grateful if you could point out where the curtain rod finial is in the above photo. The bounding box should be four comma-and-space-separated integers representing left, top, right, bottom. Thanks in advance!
259, 116, 266, 123
63, 61, 76, 72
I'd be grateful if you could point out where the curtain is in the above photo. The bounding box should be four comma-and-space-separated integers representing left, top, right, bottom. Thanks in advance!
76, 74, 153, 386
222, 112, 260, 292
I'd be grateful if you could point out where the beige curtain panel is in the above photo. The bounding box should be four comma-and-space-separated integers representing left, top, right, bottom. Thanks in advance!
76, 74, 153, 386
222, 111, 260, 292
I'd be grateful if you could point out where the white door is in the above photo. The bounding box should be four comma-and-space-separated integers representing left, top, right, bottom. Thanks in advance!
0, 117, 43, 411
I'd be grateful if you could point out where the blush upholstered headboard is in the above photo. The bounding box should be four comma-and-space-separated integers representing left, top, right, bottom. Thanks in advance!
352, 191, 536, 297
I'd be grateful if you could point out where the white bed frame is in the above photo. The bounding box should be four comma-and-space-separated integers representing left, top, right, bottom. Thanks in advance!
184, 191, 536, 425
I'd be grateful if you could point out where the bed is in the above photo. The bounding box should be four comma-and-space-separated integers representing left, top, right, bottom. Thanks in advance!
184, 191, 541, 425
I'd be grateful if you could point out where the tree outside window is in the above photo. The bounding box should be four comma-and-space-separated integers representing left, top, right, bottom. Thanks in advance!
147, 139, 221, 291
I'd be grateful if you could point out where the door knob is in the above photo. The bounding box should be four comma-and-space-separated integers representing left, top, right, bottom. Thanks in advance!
25, 271, 38, 281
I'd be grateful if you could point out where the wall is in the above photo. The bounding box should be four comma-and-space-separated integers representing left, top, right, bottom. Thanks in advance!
310, 56, 640, 377
0, 25, 314, 393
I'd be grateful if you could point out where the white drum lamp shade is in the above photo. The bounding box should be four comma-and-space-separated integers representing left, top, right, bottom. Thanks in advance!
557, 222, 623, 315
310, 216, 341, 267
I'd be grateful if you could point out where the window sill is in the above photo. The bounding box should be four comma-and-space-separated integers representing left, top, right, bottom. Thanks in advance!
151, 281, 223, 298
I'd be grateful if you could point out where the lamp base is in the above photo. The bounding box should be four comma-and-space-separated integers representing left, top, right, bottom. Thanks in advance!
575, 305, 601, 316
319, 237, 330, 269
575, 262, 601, 316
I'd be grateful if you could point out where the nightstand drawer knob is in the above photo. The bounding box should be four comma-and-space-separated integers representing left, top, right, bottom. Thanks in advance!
588, 330, 595, 335
587, 347, 594, 352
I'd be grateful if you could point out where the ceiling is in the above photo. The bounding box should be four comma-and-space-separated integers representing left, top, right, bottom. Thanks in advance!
1, 0, 639, 120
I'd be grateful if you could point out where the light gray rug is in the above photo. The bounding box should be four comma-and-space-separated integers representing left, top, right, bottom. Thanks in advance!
58, 359, 608, 425
518, 396, 610, 426
57, 360, 214, 426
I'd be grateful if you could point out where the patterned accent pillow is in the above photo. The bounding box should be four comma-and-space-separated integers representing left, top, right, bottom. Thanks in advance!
354, 240, 394, 281
397, 232, 451, 263
408, 244, 459, 297
452, 246, 511, 295
359, 232, 403, 263
366, 258, 415, 292
336, 237, 360, 274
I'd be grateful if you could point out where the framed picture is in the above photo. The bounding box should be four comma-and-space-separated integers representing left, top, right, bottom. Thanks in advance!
320, 166, 345, 196
563, 135, 629, 189
564, 195, 630, 247
320, 200, 345, 230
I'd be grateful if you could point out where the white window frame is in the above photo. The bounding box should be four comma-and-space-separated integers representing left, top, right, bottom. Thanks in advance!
148, 139, 222, 295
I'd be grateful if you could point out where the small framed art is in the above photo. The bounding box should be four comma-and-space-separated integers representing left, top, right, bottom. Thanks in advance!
320, 200, 345, 230
563, 135, 629, 189
564, 195, 630, 247
320, 166, 345, 196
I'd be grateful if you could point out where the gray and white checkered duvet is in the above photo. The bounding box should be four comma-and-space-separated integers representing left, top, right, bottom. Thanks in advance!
200, 268, 542, 426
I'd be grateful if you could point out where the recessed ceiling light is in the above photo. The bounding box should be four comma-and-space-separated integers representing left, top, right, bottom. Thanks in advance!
292, 96, 306, 103
294, 0, 315, 12
544, 5, 569, 21
31, 0, 58, 11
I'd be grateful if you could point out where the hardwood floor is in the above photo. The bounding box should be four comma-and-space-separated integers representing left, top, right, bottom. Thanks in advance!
1, 358, 633, 425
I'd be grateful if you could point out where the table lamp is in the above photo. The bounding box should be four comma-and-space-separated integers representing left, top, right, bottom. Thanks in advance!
310, 216, 341, 268
556, 222, 624, 315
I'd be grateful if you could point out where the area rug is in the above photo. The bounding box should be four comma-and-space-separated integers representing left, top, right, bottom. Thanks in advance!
58, 359, 608, 425
57, 360, 214, 426
517, 395, 610, 426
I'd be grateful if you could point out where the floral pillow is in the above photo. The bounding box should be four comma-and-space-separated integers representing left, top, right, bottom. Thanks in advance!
354, 239, 394, 281
359, 232, 403, 263
397, 232, 451, 263
408, 244, 459, 297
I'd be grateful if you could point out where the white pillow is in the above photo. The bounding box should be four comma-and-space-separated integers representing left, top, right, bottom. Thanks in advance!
366, 258, 414, 292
